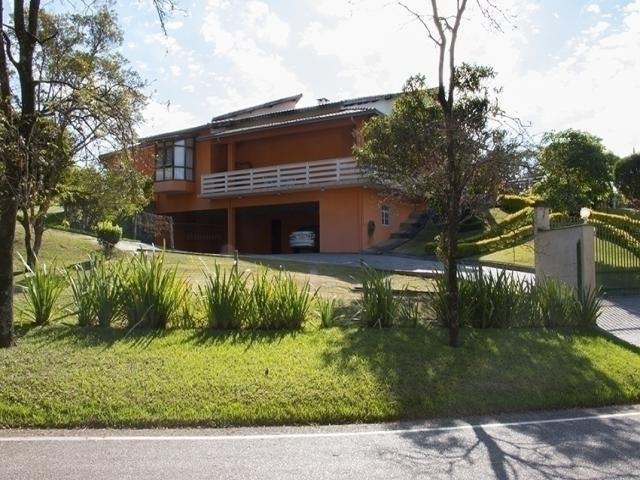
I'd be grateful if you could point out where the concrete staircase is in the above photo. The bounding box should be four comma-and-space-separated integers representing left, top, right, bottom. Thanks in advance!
363, 210, 431, 254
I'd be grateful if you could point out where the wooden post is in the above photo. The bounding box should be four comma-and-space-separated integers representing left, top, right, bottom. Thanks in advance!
169, 217, 175, 250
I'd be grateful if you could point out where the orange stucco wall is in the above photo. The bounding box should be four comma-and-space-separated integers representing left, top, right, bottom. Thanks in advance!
235, 127, 353, 169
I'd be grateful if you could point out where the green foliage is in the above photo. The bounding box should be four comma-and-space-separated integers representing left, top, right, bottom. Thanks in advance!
614, 154, 640, 203
590, 210, 640, 237
359, 266, 397, 328
249, 270, 313, 330
317, 297, 338, 328
68, 257, 125, 328
199, 265, 250, 330
432, 273, 602, 328
19, 262, 67, 326
60, 163, 152, 232
95, 221, 122, 256
589, 218, 640, 257
496, 194, 537, 213
533, 130, 616, 213
456, 224, 534, 257
122, 254, 189, 330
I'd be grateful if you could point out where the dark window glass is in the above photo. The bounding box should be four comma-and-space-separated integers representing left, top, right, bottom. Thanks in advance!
154, 138, 196, 182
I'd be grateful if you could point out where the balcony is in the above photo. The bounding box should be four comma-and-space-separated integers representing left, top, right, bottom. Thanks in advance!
200, 157, 365, 198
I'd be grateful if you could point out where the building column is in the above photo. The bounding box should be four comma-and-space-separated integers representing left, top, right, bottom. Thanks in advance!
226, 206, 236, 253
227, 142, 236, 172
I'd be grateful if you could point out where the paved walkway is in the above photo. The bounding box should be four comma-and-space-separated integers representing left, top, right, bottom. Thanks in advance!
598, 296, 640, 348
247, 253, 534, 282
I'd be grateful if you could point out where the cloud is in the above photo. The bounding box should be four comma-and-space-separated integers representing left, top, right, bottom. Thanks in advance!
200, 0, 311, 114
502, 0, 640, 154
165, 20, 184, 31
138, 100, 200, 137
585, 3, 601, 14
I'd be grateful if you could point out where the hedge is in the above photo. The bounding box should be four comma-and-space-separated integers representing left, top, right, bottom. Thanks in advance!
589, 218, 640, 258
496, 194, 539, 213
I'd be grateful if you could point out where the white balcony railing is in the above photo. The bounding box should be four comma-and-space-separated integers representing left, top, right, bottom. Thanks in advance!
200, 157, 364, 198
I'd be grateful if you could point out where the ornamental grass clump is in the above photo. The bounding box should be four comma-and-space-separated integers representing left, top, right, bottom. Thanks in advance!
317, 297, 338, 328
249, 269, 313, 330
19, 261, 68, 326
359, 266, 397, 328
199, 264, 250, 330
122, 253, 189, 329
68, 256, 126, 327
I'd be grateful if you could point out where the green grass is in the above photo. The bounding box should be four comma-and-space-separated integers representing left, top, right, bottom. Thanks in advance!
0, 326, 639, 428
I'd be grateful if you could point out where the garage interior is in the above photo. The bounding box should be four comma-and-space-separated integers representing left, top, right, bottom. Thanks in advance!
171, 209, 228, 254
236, 202, 320, 254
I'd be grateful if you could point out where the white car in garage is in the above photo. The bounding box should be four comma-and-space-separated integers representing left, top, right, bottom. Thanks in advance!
289, 226, 317, 253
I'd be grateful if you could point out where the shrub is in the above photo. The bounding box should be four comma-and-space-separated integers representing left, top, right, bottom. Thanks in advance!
359, 266, 397, 328
68, 257, 125, 327
590, 211, 640, 237
497, 194, 538, 213
432, 272, 602, 328
249, 269, 313, 330
317, 297, 338, 328
589, 219, 640, 257
20, 262, 67, 325
96, 220, 122, 256
122, 253, 189, 329
456, 224, 534, 257
199, 264, 250, 330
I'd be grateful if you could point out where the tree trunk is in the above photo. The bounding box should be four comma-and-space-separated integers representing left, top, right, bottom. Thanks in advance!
446, 194, 460, 347
20, 209, 37, 270
0, 200, 17, 348
33, 210, 46, 259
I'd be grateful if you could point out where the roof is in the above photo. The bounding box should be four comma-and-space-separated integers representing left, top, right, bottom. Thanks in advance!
208, 108, 381, 139
140, 92, 399, 144
210, 94, 303, 122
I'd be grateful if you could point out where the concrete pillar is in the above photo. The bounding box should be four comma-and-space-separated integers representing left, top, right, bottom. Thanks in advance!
534, 206, 550, 231
535, 223, 596, 292
226, 206, 236, 254
227, 142, 236, 172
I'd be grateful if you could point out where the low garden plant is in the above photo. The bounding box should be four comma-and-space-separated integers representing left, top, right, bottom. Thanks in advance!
95, 220, 122, 257
359, 266, 397, 328
19, 261, 68, 326
199, 264, 250, 330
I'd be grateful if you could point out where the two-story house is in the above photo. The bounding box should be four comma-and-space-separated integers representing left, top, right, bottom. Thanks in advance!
135, 93, 420, 254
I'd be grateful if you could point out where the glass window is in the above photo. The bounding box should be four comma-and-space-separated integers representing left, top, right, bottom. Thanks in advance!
154, 138, 195, 182
381, 206, 390, 226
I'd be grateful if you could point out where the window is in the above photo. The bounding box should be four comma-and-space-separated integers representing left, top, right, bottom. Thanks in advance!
155, 138, 195, 181
381, 206, 390, 226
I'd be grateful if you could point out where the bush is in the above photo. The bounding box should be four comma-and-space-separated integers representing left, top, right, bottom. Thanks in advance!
590, 211, 640, 237
199, 264, 250, 330
122, 253, 189, 329
497, 194, 538, 213
432, 272, 602, 328
19, 262, 67, 325
359, 266, 397, 328
457, 224, 534, 257
317, 297, 338, 328
249, 269, 313, 330
96, 221, 122, 256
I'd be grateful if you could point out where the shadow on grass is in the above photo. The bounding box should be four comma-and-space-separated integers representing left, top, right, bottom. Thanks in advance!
186, 328, 301, 349
318, 326, 640, 478
321, 327, 639, 421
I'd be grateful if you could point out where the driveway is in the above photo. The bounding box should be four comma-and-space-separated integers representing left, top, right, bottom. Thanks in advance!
2, 405, 639, 479
599, 296, 640, 348
247, 253, 534, 282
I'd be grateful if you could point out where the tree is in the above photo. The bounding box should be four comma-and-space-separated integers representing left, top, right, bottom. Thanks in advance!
533, 130, 616, 214
359, 0, 521, 347
614, 153, 640, 205
0, 0, 177, 349
60, 160, 152, 231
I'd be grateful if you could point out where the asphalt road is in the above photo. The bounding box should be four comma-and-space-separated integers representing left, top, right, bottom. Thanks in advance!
2, 406, 640, 480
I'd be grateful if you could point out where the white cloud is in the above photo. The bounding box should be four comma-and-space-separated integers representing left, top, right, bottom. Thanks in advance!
200, 0, 310, 114
502, 0, 640, 154
165, 20, 184, 31
138, 100, 200, 137
586, 3, 601, 14
169, 65, 182, 77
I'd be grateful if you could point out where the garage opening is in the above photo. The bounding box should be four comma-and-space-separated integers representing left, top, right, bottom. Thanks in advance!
236, 202, 319, 254
170, 209, 227, 254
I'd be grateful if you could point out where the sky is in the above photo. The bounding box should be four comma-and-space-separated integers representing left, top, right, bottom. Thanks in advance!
114, 0, 640, 156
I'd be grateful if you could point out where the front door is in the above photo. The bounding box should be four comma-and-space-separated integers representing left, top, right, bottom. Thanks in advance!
271, 219, 282, 254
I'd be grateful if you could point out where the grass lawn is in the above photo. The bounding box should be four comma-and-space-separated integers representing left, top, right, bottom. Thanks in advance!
0, 326, 639, 428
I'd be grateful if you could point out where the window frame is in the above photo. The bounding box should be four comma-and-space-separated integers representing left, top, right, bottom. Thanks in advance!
154, 138, 196, 182
381, 205, 391, 226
